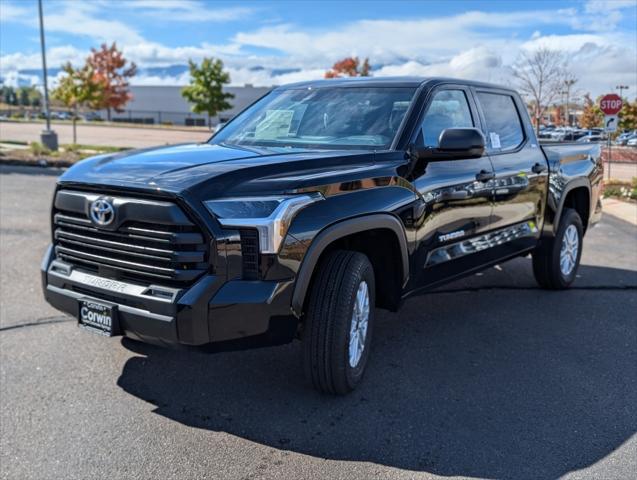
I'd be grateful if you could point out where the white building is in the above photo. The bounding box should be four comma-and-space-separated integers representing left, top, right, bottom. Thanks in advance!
102, 85, 272, 126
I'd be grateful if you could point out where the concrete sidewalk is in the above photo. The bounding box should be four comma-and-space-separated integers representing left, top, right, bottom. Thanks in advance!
603, 198, 637, 225
0, 121, 210, 148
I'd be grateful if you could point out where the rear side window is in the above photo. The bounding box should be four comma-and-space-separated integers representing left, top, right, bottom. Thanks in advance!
476, 92, 524, 151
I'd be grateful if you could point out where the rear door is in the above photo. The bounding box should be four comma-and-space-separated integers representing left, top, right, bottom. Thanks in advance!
473, 89, 549, 252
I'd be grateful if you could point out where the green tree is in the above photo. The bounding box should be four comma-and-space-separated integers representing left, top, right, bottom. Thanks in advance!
52, 62, 105, 144
181, 58, 234, 128
19, 87, 30, 107
3, 86, 17, 106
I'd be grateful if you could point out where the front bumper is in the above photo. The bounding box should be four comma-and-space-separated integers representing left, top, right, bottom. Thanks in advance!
41, 245, 298, 349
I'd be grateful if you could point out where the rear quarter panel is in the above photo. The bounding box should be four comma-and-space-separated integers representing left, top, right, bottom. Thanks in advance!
541, 143, 603, 235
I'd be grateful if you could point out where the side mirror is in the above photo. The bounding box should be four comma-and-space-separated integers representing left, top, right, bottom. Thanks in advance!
409, 128, 485, 161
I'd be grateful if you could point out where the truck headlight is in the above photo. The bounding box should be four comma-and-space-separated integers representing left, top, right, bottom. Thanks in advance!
204, 193, 323, 254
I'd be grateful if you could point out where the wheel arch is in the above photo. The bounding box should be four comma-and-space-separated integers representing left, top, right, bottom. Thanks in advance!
290, 214, 410, 317
555, 181, 591, 234
546, 177, 591, 236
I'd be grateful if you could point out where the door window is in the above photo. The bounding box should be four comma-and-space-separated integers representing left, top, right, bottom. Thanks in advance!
419, 90, 474, 147
476, 92, 524, 151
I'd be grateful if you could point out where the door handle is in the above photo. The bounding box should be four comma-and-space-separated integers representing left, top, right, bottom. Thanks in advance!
475, 170, 495, 182
532, 162, 548, 174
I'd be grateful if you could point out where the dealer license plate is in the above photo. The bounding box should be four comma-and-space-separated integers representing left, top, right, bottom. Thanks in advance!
78, 300, 117, 336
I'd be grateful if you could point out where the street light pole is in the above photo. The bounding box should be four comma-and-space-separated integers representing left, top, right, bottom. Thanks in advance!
616, 85, 629, 100
563, 79, 576, 127
38, 0, 57, 151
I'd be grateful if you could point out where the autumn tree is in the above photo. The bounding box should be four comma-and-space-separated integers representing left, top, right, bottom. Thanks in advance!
325, 57, 371, 78
618, 98, 637, 131
512, 48, 566, 135
86, 43, 137, 121
52, 62, 105, 144
579, 94, 603, 129
181, 58, 234, 128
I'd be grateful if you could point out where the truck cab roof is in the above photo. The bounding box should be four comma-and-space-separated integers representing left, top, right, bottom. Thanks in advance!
276, 76, 517, 93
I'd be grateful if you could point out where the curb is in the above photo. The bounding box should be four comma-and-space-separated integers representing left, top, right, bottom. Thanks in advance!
0, 119, 213, 134
0, 158, 73, 168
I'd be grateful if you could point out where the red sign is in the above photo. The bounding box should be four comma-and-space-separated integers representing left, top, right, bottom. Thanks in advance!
600, 94, 623, 115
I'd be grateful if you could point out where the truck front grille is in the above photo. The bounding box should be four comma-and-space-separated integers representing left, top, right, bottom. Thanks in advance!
52, 190, 209, 286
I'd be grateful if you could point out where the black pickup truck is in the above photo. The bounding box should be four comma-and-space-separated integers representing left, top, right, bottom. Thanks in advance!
42, 77, 603, 394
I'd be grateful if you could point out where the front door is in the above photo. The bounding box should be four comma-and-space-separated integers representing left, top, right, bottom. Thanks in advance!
410, 87, 495, 289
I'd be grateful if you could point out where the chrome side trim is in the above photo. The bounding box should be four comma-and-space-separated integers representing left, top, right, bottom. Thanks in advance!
425, 221, 538, 267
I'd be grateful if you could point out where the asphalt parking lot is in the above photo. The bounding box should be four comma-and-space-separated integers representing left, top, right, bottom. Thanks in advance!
1, 166, 636, 480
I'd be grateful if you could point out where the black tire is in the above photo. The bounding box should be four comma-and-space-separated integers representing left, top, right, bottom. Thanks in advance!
532, 208, 583, 289
302, 250, 375, 395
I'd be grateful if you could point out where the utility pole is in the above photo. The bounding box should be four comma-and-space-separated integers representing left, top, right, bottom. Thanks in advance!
38, 0, 58, 151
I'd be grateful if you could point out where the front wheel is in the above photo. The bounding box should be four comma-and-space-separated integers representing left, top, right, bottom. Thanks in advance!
532, 208, 583, 289
302, 250, 375, 395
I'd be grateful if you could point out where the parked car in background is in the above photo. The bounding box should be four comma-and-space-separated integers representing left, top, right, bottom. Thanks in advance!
562, 130, 588, 142
549, 128, 567, 142
615, 131, 637, 145
51, 111, 73, 121
627, 136, 637, 147
81, 112, 103, 122
537, 130, 554, 140
576, 130, 605, 143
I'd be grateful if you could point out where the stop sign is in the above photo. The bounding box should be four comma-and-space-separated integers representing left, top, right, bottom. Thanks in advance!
600, 94, 623, 115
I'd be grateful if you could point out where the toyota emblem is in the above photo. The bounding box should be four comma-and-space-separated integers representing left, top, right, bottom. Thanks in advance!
89, 198, 115, 226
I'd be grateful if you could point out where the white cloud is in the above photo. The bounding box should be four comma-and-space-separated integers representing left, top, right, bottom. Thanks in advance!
0, 2, 30, 22
121, 41, 243, 66
1, 3, 635, 98
232, 9, 583, 67
584, 0, 636, 14
43, 5, 144, 45
372, 48, 509, 85
116, 0, 255, 22
572, 0, 636, 31
0, 46, 86, 72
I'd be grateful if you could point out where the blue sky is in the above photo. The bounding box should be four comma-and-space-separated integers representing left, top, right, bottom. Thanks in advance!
1, 0, 636, 96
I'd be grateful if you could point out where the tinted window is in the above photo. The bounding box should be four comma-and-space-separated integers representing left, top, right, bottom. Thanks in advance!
476, 92, 524, 151
419, 90, 473, 147
212, 87, 417, 150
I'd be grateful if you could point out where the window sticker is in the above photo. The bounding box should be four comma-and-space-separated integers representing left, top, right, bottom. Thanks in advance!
489, 132, 501, 149
255, 110, 294, 139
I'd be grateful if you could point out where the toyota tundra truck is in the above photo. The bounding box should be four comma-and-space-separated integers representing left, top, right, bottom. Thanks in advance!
42, 77, 603, 394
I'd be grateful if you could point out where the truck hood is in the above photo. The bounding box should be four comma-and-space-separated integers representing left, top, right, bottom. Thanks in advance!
58, 143, 386, 198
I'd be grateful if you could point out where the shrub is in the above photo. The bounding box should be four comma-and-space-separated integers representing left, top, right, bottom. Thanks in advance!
604, 178, 637, 201
29, 141, 50, 156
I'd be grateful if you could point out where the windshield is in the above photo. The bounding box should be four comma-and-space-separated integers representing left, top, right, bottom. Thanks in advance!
211, 87, 417, 150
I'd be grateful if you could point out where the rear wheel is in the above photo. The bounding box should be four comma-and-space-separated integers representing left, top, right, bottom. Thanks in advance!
532, 208, 583, 289
302, 250, 375, 395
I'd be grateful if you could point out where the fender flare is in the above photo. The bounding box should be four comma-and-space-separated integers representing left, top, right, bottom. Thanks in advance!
290, 214, 410, 317
549, 177, 591, 235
